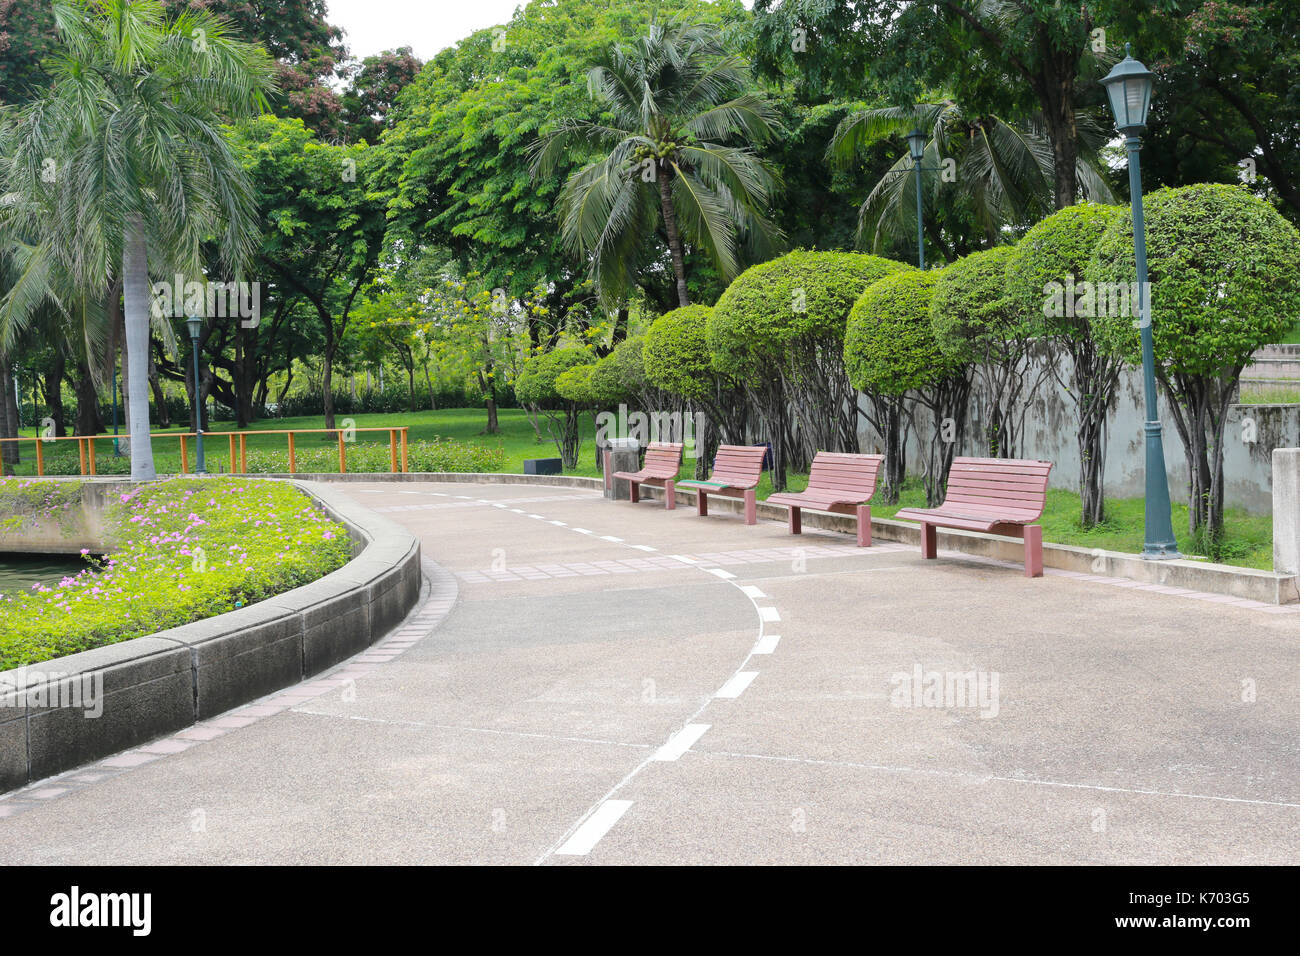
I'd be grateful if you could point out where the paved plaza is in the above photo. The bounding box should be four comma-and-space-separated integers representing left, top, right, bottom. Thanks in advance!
1, 481, 1296, 865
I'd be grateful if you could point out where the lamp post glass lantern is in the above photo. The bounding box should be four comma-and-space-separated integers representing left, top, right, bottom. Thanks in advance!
185, 315, 206, 474
1101, 45, 1180, 559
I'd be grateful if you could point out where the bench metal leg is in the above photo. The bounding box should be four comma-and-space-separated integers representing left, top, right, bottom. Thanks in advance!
743, 489, 757, 525
1024, 524, 1044, 577
664, 479, 675, 510
697, 491, 708, 517
629, 480, 640, 504
856, 504, 871, 547
920, 522, 937, 559
788, 506, 801, 535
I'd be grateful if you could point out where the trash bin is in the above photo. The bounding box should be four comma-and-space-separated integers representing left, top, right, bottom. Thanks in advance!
603, 437, 641, 500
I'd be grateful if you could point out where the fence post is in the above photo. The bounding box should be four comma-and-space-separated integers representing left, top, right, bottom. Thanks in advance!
1273, 448, 1300, 575
338, 431, 347, 474
180, 435, 189, 474
78, 438, 87, 476
401, 428, 409, 473
239, 434, 247, 474
287, 433, 296, 474
35, 439, 44, 477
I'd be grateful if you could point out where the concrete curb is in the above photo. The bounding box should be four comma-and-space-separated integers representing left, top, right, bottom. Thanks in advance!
0, 479, 421, 793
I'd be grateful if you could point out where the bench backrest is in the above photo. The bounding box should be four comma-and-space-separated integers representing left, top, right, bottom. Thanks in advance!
711, 444, 767, 486
944, 457, 1053, 520
806, 452, 884, 498
642, 442, 684, 477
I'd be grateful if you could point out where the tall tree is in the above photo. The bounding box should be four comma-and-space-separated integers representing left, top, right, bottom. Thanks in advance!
532, 17, 784, 308
3, 0, 274, 479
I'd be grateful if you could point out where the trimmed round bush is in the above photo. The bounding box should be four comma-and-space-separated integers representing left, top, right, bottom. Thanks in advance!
644, 304, 717, 399
844, 269, 954, 394
1004, 202, 1124, 333
1087, 183, 1300, 373
554, 363, 597, 405
709, 250, 910, 377
515, 348, 595, 407
586, 334, 649, 406
931, 244, 1022, 360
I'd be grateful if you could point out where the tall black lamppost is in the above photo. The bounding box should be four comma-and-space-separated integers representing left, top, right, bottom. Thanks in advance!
906, 128, 928, 269
1101, 45, 1180, 559
185, 314, 206, 474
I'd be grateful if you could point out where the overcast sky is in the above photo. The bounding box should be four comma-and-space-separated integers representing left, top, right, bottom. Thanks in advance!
326, 0, 751, 61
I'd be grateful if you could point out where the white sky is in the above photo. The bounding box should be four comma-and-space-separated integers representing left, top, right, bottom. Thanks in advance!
326, 0, 751, 61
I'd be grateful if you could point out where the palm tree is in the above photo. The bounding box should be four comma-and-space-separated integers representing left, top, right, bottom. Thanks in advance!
0, 0, 274, 479
531, 18, 783, 309
828, 101, 1115, 255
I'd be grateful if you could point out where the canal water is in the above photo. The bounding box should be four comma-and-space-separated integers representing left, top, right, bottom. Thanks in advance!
0, 552, 91, 595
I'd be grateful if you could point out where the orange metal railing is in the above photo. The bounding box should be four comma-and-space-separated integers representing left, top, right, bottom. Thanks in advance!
0, 427, 410, 477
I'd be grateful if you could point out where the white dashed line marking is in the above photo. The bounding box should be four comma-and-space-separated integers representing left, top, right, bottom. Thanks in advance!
528, 514, 544, 519
704, 568, 736, 579
573, 528, 593, 535
739, 585, 766, 599
653, 723, 711, 761
753, 634, 781, 654
554, 800, 634, 856
600, 536, 623, 543
631, 544, 657, 552
670, 554, 699, 564
550, 520, 567, 526
758, 607, 781, 623
715, 672, 759, 699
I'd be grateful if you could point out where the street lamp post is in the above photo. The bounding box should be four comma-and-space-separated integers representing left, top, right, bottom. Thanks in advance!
1101, 45, 1180, 559
185, 314, 206, 474
907, 128, 927, 269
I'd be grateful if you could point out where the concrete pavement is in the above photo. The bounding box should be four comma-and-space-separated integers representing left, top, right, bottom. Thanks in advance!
0, 480, 1296, 864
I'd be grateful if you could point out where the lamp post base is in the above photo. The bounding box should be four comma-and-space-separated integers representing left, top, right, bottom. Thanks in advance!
1142, 419, 1182, 560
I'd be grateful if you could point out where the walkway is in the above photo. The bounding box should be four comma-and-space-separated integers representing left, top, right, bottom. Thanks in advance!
1, 480, 1296, 864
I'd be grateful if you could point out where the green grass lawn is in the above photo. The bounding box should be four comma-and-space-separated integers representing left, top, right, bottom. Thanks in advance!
7, 406, 1274, 570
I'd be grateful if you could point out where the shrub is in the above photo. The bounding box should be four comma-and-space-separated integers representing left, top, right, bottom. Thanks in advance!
1088, 183, 1300, 541
515, 348, 596, 468
931, 244, 1039, 458
710, 250, 909, 472
1004, 202, 1125, 526
0, 478, 352, 669
846, 269, 968, 505
644, 305, 717, 401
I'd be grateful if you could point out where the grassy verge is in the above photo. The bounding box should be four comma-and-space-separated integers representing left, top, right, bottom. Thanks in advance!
0, 477, 352, 669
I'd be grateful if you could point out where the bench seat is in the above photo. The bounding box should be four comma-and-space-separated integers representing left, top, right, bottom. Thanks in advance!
764, 452, 883, 546
612, 442, 684, 509
894, 457, 1053, 577
678, 444, 767, 525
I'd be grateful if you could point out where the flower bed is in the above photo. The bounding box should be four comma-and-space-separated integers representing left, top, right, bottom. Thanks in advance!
0, 478, 352, 670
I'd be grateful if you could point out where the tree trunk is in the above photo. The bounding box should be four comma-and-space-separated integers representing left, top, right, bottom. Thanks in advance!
0, 357, 17, 469
45, 351, 67, 436
322, 350, 336, 432
122, 215, 156, 479
73, 361, 104, 436
657, 169, 690, 309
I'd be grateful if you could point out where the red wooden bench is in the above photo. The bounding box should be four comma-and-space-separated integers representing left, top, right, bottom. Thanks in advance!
894, 457, 1053, 577
678, 444, 767, 525
764, 452, 883, 547
612, 442, 684, 509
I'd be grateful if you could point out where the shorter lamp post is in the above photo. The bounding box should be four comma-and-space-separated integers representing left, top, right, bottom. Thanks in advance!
1100, 45, 1180, 559
185, 314, 206, 474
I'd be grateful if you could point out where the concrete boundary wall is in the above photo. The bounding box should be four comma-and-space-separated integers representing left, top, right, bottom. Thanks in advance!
0, 479, 421, 793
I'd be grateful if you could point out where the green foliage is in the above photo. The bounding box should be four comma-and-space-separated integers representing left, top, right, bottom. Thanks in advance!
643, 305, 717, 399
931, 245, 1022, 360
554, 363, 597, 406
0, 478, 84, 533
1004, 202, 1125, 338
1088, 184, 1300, 372
586, 334, 649, 406
710, 250, 908, 380
844, 269, 953, 395
515, 348, 597, 408
0, 478, 352, 669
